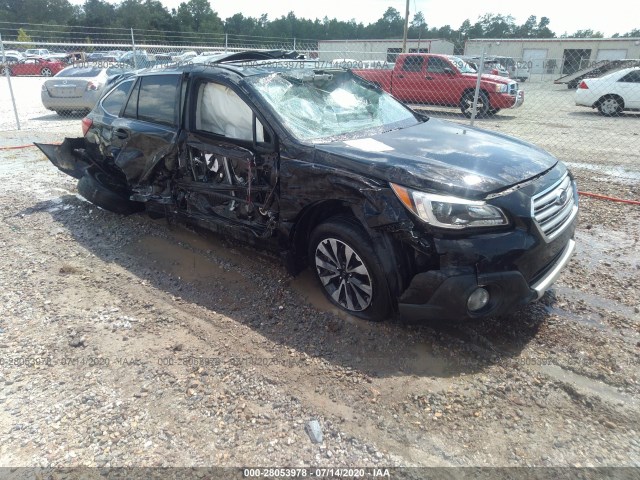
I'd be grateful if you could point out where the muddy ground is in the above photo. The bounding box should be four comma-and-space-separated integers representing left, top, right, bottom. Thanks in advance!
0, 124, 639, 475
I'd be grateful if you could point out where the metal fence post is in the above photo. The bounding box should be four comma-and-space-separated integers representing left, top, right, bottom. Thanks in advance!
470, 49, 486, 127
0, 33, 21, 130
225, 34, 228, 53
130, 28, 138, 69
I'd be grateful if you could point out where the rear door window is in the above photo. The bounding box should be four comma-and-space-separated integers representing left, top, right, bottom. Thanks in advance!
101, 79, 134, 116
122, 74, 180, 126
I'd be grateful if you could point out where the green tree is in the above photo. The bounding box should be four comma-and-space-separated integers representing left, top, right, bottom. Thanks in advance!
364, 7, 403, 38
81, 0, 116, 28
17, 27, 35, 48
569, 29, 604, 38
536, 17, 555, 38
621, 28, 640, 37
176, 0, 222, 33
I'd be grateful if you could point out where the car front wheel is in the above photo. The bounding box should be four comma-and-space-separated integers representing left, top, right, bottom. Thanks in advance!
597, 96, 623, 116
461, 90, 490, 118
309, 216, 393, 321
40, 67, 52, 76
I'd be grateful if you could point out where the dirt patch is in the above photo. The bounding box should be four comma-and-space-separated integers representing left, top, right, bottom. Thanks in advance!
0, 138, 638, 470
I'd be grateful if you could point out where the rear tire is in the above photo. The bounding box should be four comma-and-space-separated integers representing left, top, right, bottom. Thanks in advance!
308, 216, 393, 321
40, 67, 52, 76
597, 96, 623, 116
77, 169, 143, 215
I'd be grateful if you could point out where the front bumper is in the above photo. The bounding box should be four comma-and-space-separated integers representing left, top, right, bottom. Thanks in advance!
398, 238, 575, 321
492, 90, 524, 109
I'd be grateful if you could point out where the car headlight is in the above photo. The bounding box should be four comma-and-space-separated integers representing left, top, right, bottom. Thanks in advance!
495, 84, 508, 93
390, 183, 509, 229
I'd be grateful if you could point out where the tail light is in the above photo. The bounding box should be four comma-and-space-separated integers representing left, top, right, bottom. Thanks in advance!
81, 117, 93, 137
578, 81, 589, 89
86, 81, 100, 91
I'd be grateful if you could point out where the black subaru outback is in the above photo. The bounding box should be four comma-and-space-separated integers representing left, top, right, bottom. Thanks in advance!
37, 50, 578, 322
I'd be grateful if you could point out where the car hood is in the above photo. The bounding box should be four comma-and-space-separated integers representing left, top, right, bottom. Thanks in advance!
314, 119, 558, 197
461, 73, 513, 84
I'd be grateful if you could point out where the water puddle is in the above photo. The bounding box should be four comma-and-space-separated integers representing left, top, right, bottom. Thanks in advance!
536, 364, 637, 409
543, 303, 608, 330
554, 285, 639, 324
565, 161, 640, 182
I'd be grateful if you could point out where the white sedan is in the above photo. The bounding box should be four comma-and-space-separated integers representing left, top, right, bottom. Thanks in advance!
575, 67, 640, 116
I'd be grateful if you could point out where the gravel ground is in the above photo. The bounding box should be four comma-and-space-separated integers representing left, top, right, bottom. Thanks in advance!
0, 111, 639, 474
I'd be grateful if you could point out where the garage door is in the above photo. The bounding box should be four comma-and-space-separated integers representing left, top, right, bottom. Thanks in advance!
596, 49, 627, 61
523, 49, 548, 74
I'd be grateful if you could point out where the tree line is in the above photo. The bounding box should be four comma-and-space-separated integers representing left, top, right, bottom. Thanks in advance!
1, 0, 638, 50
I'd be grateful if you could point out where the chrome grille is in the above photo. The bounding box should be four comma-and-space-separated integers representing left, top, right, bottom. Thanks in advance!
532, 174, 578, 241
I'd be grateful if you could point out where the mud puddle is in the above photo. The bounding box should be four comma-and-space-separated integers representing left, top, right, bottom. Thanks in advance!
554, 286, 639, 324
566, 161, 640, 182
537, 364, 638, 409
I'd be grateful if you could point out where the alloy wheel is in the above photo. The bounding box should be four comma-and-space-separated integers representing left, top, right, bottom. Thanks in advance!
314, 237, 373, 312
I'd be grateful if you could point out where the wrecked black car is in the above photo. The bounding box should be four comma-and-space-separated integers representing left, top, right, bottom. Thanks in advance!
37, 50, 578, 322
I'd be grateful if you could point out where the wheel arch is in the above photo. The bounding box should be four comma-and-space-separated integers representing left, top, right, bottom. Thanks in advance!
460, 87, 491, 101
288, 199, 354, 273
288, 199, 410, 304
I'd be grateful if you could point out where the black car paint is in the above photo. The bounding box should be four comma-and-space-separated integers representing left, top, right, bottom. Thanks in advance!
314, 120, 558, 198
37, 59, 578, 321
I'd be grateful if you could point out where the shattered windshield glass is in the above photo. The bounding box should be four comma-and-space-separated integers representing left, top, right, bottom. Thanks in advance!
247, 70, 420, 142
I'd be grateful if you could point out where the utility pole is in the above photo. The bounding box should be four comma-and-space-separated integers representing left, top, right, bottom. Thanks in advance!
402, 0, 409, 53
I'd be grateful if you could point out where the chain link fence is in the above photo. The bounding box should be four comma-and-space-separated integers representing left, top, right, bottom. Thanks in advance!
1, 29, 639, 170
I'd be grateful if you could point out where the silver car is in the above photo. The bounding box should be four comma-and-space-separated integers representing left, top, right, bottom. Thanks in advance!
41, 65, 130, 115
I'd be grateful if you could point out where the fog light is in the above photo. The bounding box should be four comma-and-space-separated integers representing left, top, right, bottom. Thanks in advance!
467, 287, 490, 312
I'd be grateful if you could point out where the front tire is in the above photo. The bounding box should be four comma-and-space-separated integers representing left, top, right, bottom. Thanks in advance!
461, 90, 490, 118
597, 96, 623, 116
77, 169, 143, 215
309, 216, 393, 321
40, 67, 52, 76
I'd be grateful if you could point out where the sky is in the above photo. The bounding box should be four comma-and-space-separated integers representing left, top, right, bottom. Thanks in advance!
154, 0, 635, 37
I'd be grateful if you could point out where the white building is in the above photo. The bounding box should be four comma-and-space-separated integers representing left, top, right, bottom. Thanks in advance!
465, 38, 640, 74
317, 39, 455, 62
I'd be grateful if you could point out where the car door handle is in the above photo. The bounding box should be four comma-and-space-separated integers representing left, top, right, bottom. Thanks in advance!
397, 74, 404, 79
114, 129, 129, 140
425, 76, 433, 80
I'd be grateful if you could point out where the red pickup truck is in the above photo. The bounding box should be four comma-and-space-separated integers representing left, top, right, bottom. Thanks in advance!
354, 53, 524, 117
